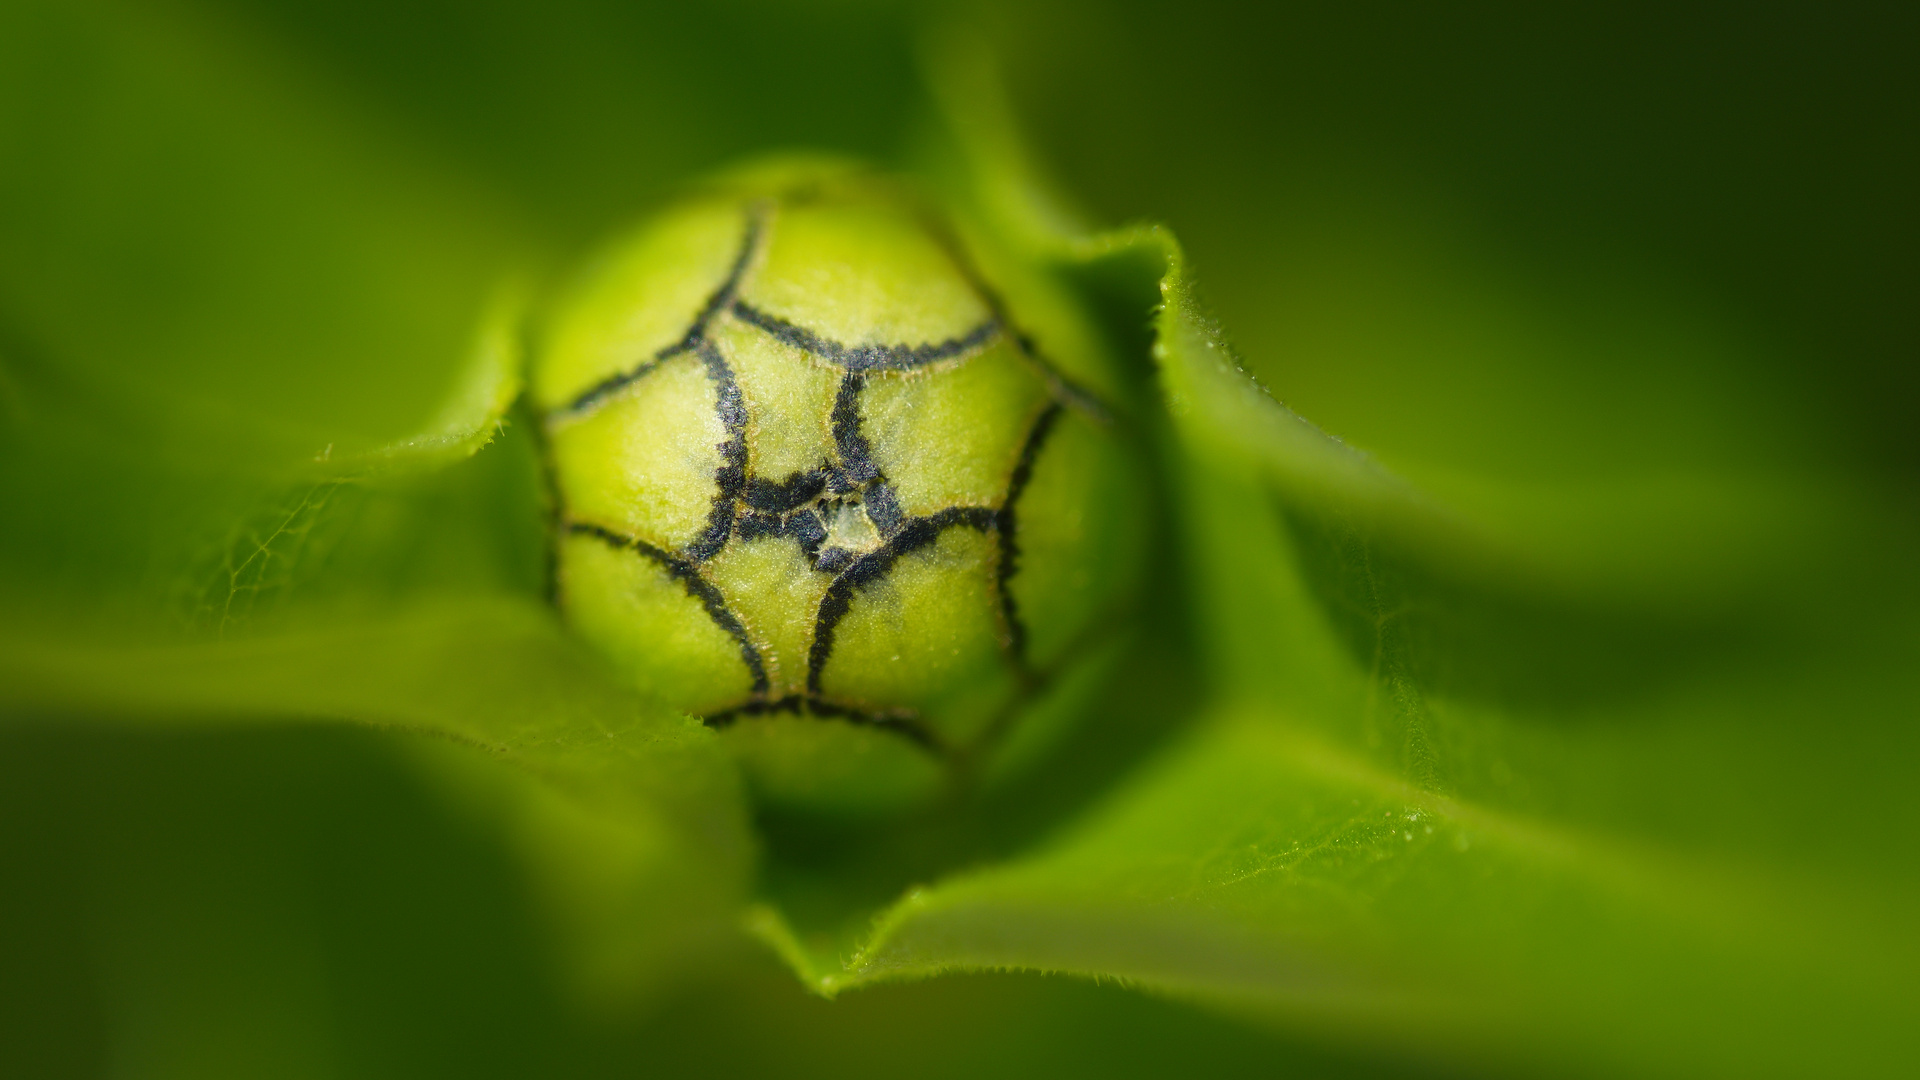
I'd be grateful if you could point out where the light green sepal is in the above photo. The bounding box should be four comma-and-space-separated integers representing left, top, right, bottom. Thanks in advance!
718, 718, 945, 816
535, 157, 1148, 812
559, 532, 755, 716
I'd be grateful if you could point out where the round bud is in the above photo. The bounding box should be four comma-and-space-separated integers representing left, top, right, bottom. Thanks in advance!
533, 159, 1142, 810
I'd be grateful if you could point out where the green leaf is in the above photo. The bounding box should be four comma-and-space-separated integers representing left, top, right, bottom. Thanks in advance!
818, 701, 1917, 1072
0, 594, 755, 1003
6, 5, 1916, 1077
760, 265, 1920, 1070
0, 0, 531, 462
736, 49, 1920, 1078
0, 0, 749, 1009
0, 0, 541, 633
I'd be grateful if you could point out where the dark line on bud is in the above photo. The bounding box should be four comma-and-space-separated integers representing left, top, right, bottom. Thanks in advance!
806, 506, 999, 695
702, 694, 944, 754
561, 355, 667, 417
731, 301, 999, 372
912, 205, 1114, 423
743, 468, 828, 513
557, 205, 767, 416
679, 207, 767, 346
549, 191, 1098, 760
814, 546, 855, 575
862, 482, 903, 536
686, 340, 747, 562
830, 371, 880, 485
823, 371, 904, 541
995, 403, 1064, 663
736, 506, 826, 561
568, 521, 769, 696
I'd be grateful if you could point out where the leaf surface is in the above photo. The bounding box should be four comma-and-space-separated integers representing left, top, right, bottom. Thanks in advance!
754, 57, 1920, 1078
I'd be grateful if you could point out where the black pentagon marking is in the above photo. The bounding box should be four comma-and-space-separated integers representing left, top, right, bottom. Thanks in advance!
551, 193, 1113, 755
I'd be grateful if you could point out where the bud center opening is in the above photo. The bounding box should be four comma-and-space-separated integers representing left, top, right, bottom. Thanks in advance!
821, 495, 883, 555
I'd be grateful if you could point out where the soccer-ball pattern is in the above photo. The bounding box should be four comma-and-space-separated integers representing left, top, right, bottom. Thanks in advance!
535, 168, 1136, 761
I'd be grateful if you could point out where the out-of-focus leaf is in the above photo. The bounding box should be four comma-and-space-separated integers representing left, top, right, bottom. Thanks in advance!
0, 595, 755, 1005
7, 3, 1916, 1076
0, 0, 544, 636
212, 0, 927, 252
596, 961, 1421, 1080
0, 0, 531, 461
770, 239, 1920, 1068
827, 703, 1916, 1076
738, 46, 1920, 1078
0, 0, 752, 1008
0, 723, 1415, 1080
168, 291, 540, 636
2, 236, 744, 1006
0, 723, 586, 1080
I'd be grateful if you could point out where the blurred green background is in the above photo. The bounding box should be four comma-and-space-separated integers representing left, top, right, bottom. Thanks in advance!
2, 0, 1914, 1076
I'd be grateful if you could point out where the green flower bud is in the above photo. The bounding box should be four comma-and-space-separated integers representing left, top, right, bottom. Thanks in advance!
533, 159, 1142, 810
